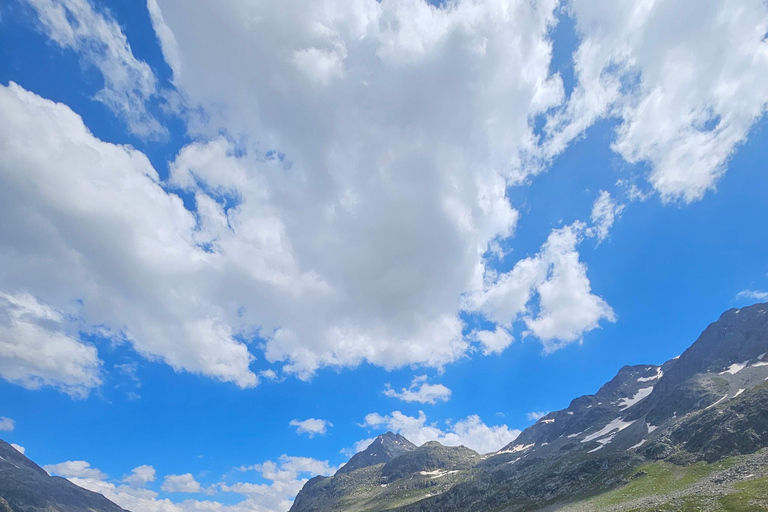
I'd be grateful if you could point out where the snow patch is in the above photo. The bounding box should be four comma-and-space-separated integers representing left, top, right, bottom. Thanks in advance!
720, 362, 748, 375
638, 368, 663, 382
582, 418, 636, 444
541, 418, 555, 424
629, 439, 647, 450
759, 353, 766, 360
752, 362, 768, 367
706, 394, 730, 410
733, 388, 745, 398
618, 386, 654, 410
646, 423, 658, 433
567, 431, 583, 439
420, 469, 458, 479
496, 443, 535, 455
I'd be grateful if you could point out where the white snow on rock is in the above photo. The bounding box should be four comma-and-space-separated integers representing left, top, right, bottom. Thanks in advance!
759, 353, 766, 360
629, 439, 647, 450
638, 367, 663, 382
582, 418, 636, 444
720, 362, 749, 375
567, 431, 583, 439
541, 418, 555, 424
733, 388, 745, 398
495, 443, 535, 455
646, 423, 658, 433
706, 393, 730, 410
618, 386, 654, 410
420, 469, 458, 479
753, 362, 768, 368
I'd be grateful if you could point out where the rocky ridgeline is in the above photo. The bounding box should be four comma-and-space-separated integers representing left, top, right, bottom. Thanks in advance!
0, 440, 127, 512
291, 302, 768, 512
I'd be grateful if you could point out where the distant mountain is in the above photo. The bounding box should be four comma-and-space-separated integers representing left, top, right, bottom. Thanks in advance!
0, 440, 127, 512
338, 432, 417, 474
291, 302, 768, 511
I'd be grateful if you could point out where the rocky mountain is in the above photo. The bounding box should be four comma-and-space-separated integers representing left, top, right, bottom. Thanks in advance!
338, 432, 417, 474
291, 302, 768, 511
0, 440, 127, 512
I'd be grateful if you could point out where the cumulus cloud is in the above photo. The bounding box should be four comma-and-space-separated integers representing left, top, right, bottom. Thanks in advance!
6, 0, 764, 392
526, 411, 549, 421
46, 456, 334, 512
144, 0, 565, 377
289, 418, 333, 438
541, 0, 768, 203
0, 83, 256, 390
384, 375, 452, 404
464, 218, 616, 352
0, 417, 15, 432
44, 460, 108, 480
23, 0, 165, 138
470, 326, 515, 356
736, 290, 768, 302
161, 473, 202, 493
361, 410, 520, 454
0, 292, 101, 398
123, 465, 156, 488
10, 443, 25, 454
228, 455, 337, 511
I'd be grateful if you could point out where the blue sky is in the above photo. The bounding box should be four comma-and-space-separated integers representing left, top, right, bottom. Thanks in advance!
1, 0, 768, 510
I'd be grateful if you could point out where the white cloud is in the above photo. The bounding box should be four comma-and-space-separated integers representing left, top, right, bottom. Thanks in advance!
44, 460, 108, 480
384, 375, 452, 404
541, 0, 768, 203
161, 473, 202, 494
0, 417, 15, 432
23, 0, 165, 138
586, 191, 624, 243
0, 292, 102, 398
45, 455, 334, 512
361, 410, 520, 454
228, 455, 337, 511
464, 218, 616, 352
470, 326, 515, 356
10, 443, 25, 454
289, 418, 333, 438
0, 83, 256, 390
9, 0, 761, 390
526, 411, 548, 421
123, 465, 156, 488
140, 0, 566, 376
736, 290, 768, 302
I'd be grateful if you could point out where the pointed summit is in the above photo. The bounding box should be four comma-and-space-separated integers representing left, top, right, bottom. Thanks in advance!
337, 432, 416, 474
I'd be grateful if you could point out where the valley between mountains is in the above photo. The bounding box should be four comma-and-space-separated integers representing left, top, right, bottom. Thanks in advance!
3, 303, 768, 511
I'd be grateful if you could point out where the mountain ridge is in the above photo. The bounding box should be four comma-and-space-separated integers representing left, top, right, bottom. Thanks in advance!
291, 302, 768, 512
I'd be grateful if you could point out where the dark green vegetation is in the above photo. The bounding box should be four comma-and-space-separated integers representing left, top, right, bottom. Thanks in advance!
0, 440, 127, 512
291, 303, 768, 511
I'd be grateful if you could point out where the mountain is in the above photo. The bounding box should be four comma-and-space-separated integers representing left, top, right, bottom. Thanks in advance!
291, 302, 768, 511
291, 437, 479, 512
0, 440, 127, 512
338, 432, 417, 474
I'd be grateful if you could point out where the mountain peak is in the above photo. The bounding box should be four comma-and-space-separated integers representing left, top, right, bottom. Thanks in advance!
336, 432, 416, 474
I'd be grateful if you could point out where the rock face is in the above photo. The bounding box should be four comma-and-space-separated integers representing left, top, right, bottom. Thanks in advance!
338, 432, 417, 474
291, 302, 768, 512
0, 440, 127, 512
